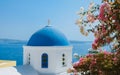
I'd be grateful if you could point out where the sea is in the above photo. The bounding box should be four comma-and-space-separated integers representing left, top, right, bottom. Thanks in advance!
0, 39, 110, 66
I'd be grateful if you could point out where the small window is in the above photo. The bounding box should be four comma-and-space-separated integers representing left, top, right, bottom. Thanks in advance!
41, 53, 48, 68
62, 53, 66, 67
62, 54, 65, 57
28, 53, 30, 64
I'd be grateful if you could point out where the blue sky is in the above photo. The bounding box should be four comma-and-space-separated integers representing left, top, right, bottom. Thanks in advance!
0, 0, 101, 41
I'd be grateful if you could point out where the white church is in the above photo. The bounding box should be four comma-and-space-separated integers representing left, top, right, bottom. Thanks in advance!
23, 25, 73, 75
0, 25, 73, 75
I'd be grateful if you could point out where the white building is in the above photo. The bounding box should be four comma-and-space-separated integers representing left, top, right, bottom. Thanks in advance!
23, 25, 73, 75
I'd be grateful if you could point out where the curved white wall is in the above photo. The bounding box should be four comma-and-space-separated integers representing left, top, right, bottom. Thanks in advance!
23, 46, 72, 74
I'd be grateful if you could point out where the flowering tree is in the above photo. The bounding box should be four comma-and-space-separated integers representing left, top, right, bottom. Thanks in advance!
76, 0, 120, 51
68, 50, 120, 75
68, 0, 120, 75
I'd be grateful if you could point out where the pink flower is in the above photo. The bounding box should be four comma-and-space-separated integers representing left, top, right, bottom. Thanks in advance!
113, 57, 118, 65
94, 38, 100, 43
101, 25, 106, 33
113, 57, 117, 61
79, 57, 84, 61
87, 13, 95, 23
103, 50, 111, 55
92, 43, 97, 50
89, 59, 97, 69
73, 61, 79, 68
86, 54, 93, 58
92, 38, 101, 50
98, 2, 111, 21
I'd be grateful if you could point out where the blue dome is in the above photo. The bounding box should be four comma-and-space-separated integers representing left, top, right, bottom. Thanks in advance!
27, 26, 70, 46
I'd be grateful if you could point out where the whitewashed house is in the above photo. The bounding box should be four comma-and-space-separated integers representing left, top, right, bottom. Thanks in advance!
23, 25, 72, 75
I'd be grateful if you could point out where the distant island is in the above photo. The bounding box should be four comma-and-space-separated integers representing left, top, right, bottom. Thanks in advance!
0, 39, 27, 45
0, 39, 92, 45
70, 40, 92, 43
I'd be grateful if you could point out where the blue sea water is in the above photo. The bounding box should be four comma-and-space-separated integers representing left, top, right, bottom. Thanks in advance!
0, 40, 109, 66
0, 43, 23, 65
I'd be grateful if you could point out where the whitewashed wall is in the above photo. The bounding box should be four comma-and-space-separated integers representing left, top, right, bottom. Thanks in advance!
23, 46, 72, 74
